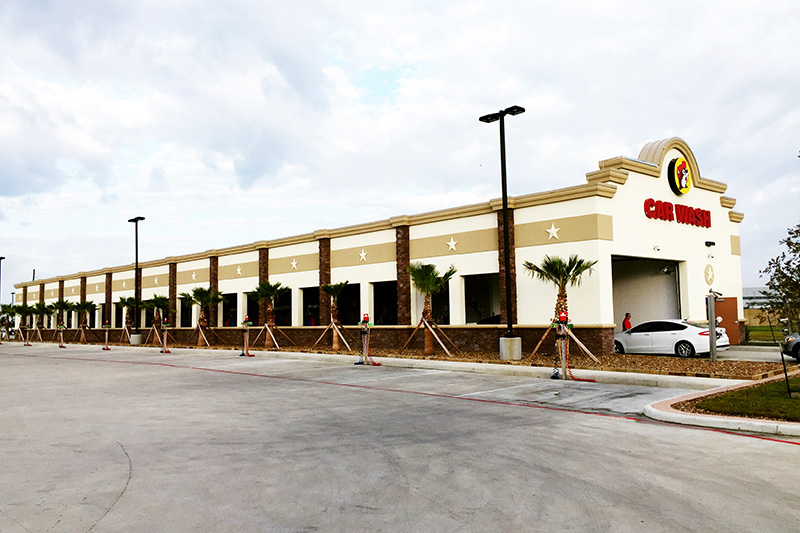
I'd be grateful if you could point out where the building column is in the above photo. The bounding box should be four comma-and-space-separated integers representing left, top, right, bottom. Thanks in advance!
168, 262, 177, 327
360, 283, 372, 321
209, 256, 219, 327
394, 221, 411, 325
318, 234, 331, 325
57, 280, 65, 326
496, 207, 518, 325
449, 276, 465, 325
80, 276, 87, 327
134, 267, 142, 329
258, 247, 269, 325
21, 286, 28, 327
105, 273, 113, 327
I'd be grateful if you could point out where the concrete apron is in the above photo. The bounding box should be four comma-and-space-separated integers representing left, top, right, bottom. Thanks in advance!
256, 350, 800, 436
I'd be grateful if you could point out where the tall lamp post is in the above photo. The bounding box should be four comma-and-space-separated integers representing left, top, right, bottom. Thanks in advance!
0, 256, 5, 305
480, 105, 525, 358
128, 217, 145, 335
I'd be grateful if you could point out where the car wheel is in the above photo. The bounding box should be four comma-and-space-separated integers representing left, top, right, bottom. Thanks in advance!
614, 341, 624, 354
675, 341, 695, 358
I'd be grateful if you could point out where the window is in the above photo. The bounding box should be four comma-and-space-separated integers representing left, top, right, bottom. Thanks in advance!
464, 273, 500, 324
180, 297, 193, 327
302, 287, 319, 326
274, 290, 292, 326
222, 293, 237, 327
337, 284, 360, 325
246, 293, 261, 326
431, 285, 450, 325
373, 281, 398, 325
115, 304, 123, 329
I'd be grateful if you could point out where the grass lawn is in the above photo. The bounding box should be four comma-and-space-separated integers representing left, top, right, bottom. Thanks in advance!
745, 325, 785, 343
695, 377, 800, 422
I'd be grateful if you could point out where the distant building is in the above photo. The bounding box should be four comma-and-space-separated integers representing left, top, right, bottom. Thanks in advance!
742, 287, 769, 309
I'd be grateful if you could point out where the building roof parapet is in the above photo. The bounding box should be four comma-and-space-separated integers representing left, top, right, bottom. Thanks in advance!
729, 211, 745, 223
514, 182, 618, 209
585, 168, 630, 184
598, 156, 660, 177
489, 197, 516, 211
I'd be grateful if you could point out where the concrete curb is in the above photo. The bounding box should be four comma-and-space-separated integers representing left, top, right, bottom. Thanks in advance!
728, 344, 781, 353
645, 369, 800, 436
643, 403, 800, 436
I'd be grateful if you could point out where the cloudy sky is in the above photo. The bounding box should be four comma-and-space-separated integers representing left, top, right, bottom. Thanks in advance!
1, 0, 798, 303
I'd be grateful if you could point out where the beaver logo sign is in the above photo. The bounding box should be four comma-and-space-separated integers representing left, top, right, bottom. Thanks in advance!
668, 157, 692, 195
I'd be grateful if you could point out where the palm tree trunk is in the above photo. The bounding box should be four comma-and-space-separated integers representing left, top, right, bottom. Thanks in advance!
331, 301, 340, 351
264, 303, 275, 349
423, 295, 434, 355
554, 286, 568, 319
197, 310, 207, 347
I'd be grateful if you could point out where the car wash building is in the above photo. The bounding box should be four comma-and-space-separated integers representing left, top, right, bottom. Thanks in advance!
13, 137, 744, 355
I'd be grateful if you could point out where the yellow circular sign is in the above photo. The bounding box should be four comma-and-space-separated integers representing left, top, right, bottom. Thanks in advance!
668, 157, 692, 195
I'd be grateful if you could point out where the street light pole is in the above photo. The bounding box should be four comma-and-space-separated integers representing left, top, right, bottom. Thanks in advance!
479, 105, 525, 340
128, 217, 145, 334
0, 256, 5, 305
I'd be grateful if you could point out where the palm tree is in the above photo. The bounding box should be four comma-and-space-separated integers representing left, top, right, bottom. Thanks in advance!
320, 281, 348, 351
252, 281, 289, 348
0, 304, 16, 342
180, 287, 223, 329
117, 297, 139, 330
144, 295, 170, 327
74, 301, 98, 328
408, 262, 457, 355
16, 303, 32, 330
73, 301, 98, 343
32, 302, 51, 329
254, 281, 289, 326
522, 254, 598, 320
51, 299, 75, 327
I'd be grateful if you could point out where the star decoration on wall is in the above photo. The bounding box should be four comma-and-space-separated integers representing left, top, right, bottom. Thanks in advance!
705, 265, 715, 285
359, 249, 368, 262
95, 285, 99, 292
71, 287, 75, 294
291, 259, 298, 270
446, 237, 458, 252
191, 272, 197, 281
51, 290, 54, 297
546, 223, 561, 240
154, 277, 159, 285
236, 266, 242, 276
122, 281, 126, 289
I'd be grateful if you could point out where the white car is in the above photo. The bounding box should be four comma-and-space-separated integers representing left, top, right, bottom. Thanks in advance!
614, 319, 730, 357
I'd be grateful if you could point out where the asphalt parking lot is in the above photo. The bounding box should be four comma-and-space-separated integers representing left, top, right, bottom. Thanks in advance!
1, 343, 799, 532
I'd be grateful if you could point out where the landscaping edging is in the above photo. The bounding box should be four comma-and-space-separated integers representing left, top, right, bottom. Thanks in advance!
645, 369, 800, 436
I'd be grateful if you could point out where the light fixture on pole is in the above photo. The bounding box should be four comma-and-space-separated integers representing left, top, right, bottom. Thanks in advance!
128, 217, 145, 334
479, 105, 525, 342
